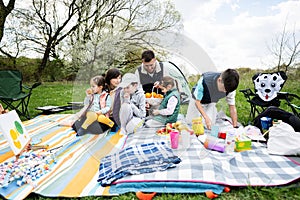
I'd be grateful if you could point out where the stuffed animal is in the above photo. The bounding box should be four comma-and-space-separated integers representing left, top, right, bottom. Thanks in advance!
252, 71, 287, 101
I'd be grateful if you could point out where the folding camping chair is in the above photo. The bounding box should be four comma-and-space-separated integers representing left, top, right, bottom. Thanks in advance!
277, 92, 300, 118
240, 71, 289, 121
0, 70, 41, 119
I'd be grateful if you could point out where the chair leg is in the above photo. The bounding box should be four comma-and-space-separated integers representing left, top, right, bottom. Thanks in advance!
21, 95, 31, 119
0, 98, 31, 119
249, 104, 257, 121
249, 104, 262, 122
290, 107, 300, 118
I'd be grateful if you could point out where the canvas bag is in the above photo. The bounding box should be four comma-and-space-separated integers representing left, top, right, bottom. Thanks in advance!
267, 122, 300, 155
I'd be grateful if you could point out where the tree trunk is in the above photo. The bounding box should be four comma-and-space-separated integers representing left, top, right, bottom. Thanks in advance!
36, 46, 51, 82
0, 0, 16, 43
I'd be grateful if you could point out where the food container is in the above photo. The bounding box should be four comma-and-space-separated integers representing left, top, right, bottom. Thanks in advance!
235, 135, 252, 152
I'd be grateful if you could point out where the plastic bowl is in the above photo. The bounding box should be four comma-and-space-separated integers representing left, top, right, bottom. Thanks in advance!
146, 97, 162, 106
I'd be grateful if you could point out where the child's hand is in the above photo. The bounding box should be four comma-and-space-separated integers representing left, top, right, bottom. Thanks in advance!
86, 88, 93, 95
96, 111, 102, 115
204, 116, 212, 130
145, 102, 150, 110
152, 109, 160, 116
123, 92, 130, 99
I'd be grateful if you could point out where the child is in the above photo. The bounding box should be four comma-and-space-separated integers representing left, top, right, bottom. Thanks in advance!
73, 75, 114, 136
186, 69, 239, 129
145, 76, 181, 128
118, 73, 146, 135
104, 68, 122, 131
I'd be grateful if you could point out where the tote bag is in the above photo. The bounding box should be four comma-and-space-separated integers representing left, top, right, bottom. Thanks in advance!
267, 122, 300, 155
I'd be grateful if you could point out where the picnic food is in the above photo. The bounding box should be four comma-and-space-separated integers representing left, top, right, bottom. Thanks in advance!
145, 92, 152, 98
86, 88, 93, 95
144, 92, 163, 99
156, 121, 194, 136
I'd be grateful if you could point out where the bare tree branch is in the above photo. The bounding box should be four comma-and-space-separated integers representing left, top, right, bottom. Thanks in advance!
269, 19, 300, 72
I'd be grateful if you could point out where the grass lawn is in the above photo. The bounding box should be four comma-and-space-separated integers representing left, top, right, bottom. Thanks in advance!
9, 69, 300, 199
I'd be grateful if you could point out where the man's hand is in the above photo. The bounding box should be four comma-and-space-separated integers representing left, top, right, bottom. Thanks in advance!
153, 81, 160, 88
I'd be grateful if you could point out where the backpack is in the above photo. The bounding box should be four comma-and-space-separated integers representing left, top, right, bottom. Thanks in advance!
253, 106, 300, 139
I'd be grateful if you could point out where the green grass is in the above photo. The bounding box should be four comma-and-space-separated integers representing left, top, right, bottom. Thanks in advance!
10, 69, 300, 199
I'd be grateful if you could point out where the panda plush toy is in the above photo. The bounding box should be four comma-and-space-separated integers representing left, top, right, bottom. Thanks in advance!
252, 71, 287, 102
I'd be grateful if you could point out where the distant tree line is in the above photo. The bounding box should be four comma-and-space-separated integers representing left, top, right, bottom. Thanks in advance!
0, 1, 299, 82
0, 0, 182, 82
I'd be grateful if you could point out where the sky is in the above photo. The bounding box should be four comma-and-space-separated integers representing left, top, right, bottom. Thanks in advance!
172, 0, 300, 71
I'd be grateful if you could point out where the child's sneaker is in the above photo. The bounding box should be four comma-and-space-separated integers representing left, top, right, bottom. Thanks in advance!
76, 127, 87, 136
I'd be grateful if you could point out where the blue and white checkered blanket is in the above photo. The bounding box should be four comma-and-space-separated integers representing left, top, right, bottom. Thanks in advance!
97, 142, 181, 186
113, 127, 300, 187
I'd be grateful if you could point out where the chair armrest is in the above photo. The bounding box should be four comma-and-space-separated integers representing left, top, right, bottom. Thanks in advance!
278, 92, 300, 101
32, 82, 42, 89
239, 88, 255, 101
278, 92, 300, 110
22, 82, 41, 90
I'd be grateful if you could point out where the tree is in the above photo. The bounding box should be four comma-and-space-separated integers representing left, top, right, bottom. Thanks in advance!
0, 0, 15, 43
69, 0, 182, 79
270, 22, 300, 72
15, 0, 123, 81
3, 0, 181, 81
0, 0, 17, 67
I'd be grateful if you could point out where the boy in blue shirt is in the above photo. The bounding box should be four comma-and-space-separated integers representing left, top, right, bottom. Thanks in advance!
186, 69, 239, 130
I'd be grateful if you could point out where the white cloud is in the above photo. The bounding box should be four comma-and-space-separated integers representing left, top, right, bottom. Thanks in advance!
173, 0, 300, 71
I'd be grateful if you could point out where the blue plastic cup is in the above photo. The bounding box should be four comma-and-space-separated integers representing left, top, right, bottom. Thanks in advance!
260, 117, 272, 132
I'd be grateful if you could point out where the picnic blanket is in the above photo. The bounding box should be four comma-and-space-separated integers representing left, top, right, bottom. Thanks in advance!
1, 114, 300, 199
111, 127, 300, 188
0, 114, 125, 199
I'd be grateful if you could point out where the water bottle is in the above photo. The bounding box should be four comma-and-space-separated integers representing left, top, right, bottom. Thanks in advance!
204, 135, 225, 153
181, 130, 191, 149
225, 130, 236, 154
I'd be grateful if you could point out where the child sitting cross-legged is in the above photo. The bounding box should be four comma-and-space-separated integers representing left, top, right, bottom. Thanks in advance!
118, 73, 146, 135
145, 76, 181, 128
72, 75, 114, 136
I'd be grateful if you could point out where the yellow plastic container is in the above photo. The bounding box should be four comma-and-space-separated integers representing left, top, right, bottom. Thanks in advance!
192, 117, 204, 135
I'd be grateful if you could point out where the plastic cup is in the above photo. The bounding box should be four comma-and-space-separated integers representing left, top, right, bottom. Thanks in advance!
211, 125, 219, 137
170, 131, 179, 149
181, 130, 190, 149
260, 117, 272, 132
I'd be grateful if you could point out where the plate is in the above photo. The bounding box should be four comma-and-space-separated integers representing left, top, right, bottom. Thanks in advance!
36, 105, 60, 110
